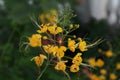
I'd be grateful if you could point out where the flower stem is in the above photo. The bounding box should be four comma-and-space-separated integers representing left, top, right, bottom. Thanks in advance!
36, 55, 50, 80
36, 64, 49, 80
63, 71, 71, 80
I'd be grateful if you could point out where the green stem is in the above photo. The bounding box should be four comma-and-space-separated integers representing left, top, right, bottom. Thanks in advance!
64, 56, 72, 59
63, 71, 71, 80
36, 63, 49, 80
36, 55, 50, 80
86, 39, 104, 48
80, 63, 91, 67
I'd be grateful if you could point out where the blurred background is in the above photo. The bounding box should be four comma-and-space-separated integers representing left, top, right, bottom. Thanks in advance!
0, 0, 120, 80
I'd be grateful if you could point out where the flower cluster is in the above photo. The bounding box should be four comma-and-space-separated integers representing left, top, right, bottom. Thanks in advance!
85, 43, 120, 80
70, 53, 82, 72
88, 58, 104, 68
24, 8, 100, 80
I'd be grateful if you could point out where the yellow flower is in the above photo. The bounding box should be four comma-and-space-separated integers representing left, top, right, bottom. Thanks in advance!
70, 64, 79, 72
39, 14, 45, 23
105, 50, 113, 57
88, 58, 104, 68
34, 54, 47, 67
49, 9, 58, 22
110, 73, 117, 80
55, 61, 67, 71
68, 38, 76, 52
45, 13, 51, 21
37, 25, 48, 33
56, 27, 63, 33
100, 69, 107, 75
47, 24, 62, 35
29, 34, 41, 47
72, 53, 82, 65
88, 58, 96, 67
43, 45, 54, 54
48, 25, 56, 34
99, 75, 106, 80
90, 74, 100, 80
50, 9, 58, 16
96, 59, 104, 68
78, 38, 87, 52
53, 46, 67, 59
40, 10, 58, 23
116, 63, 120, 70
